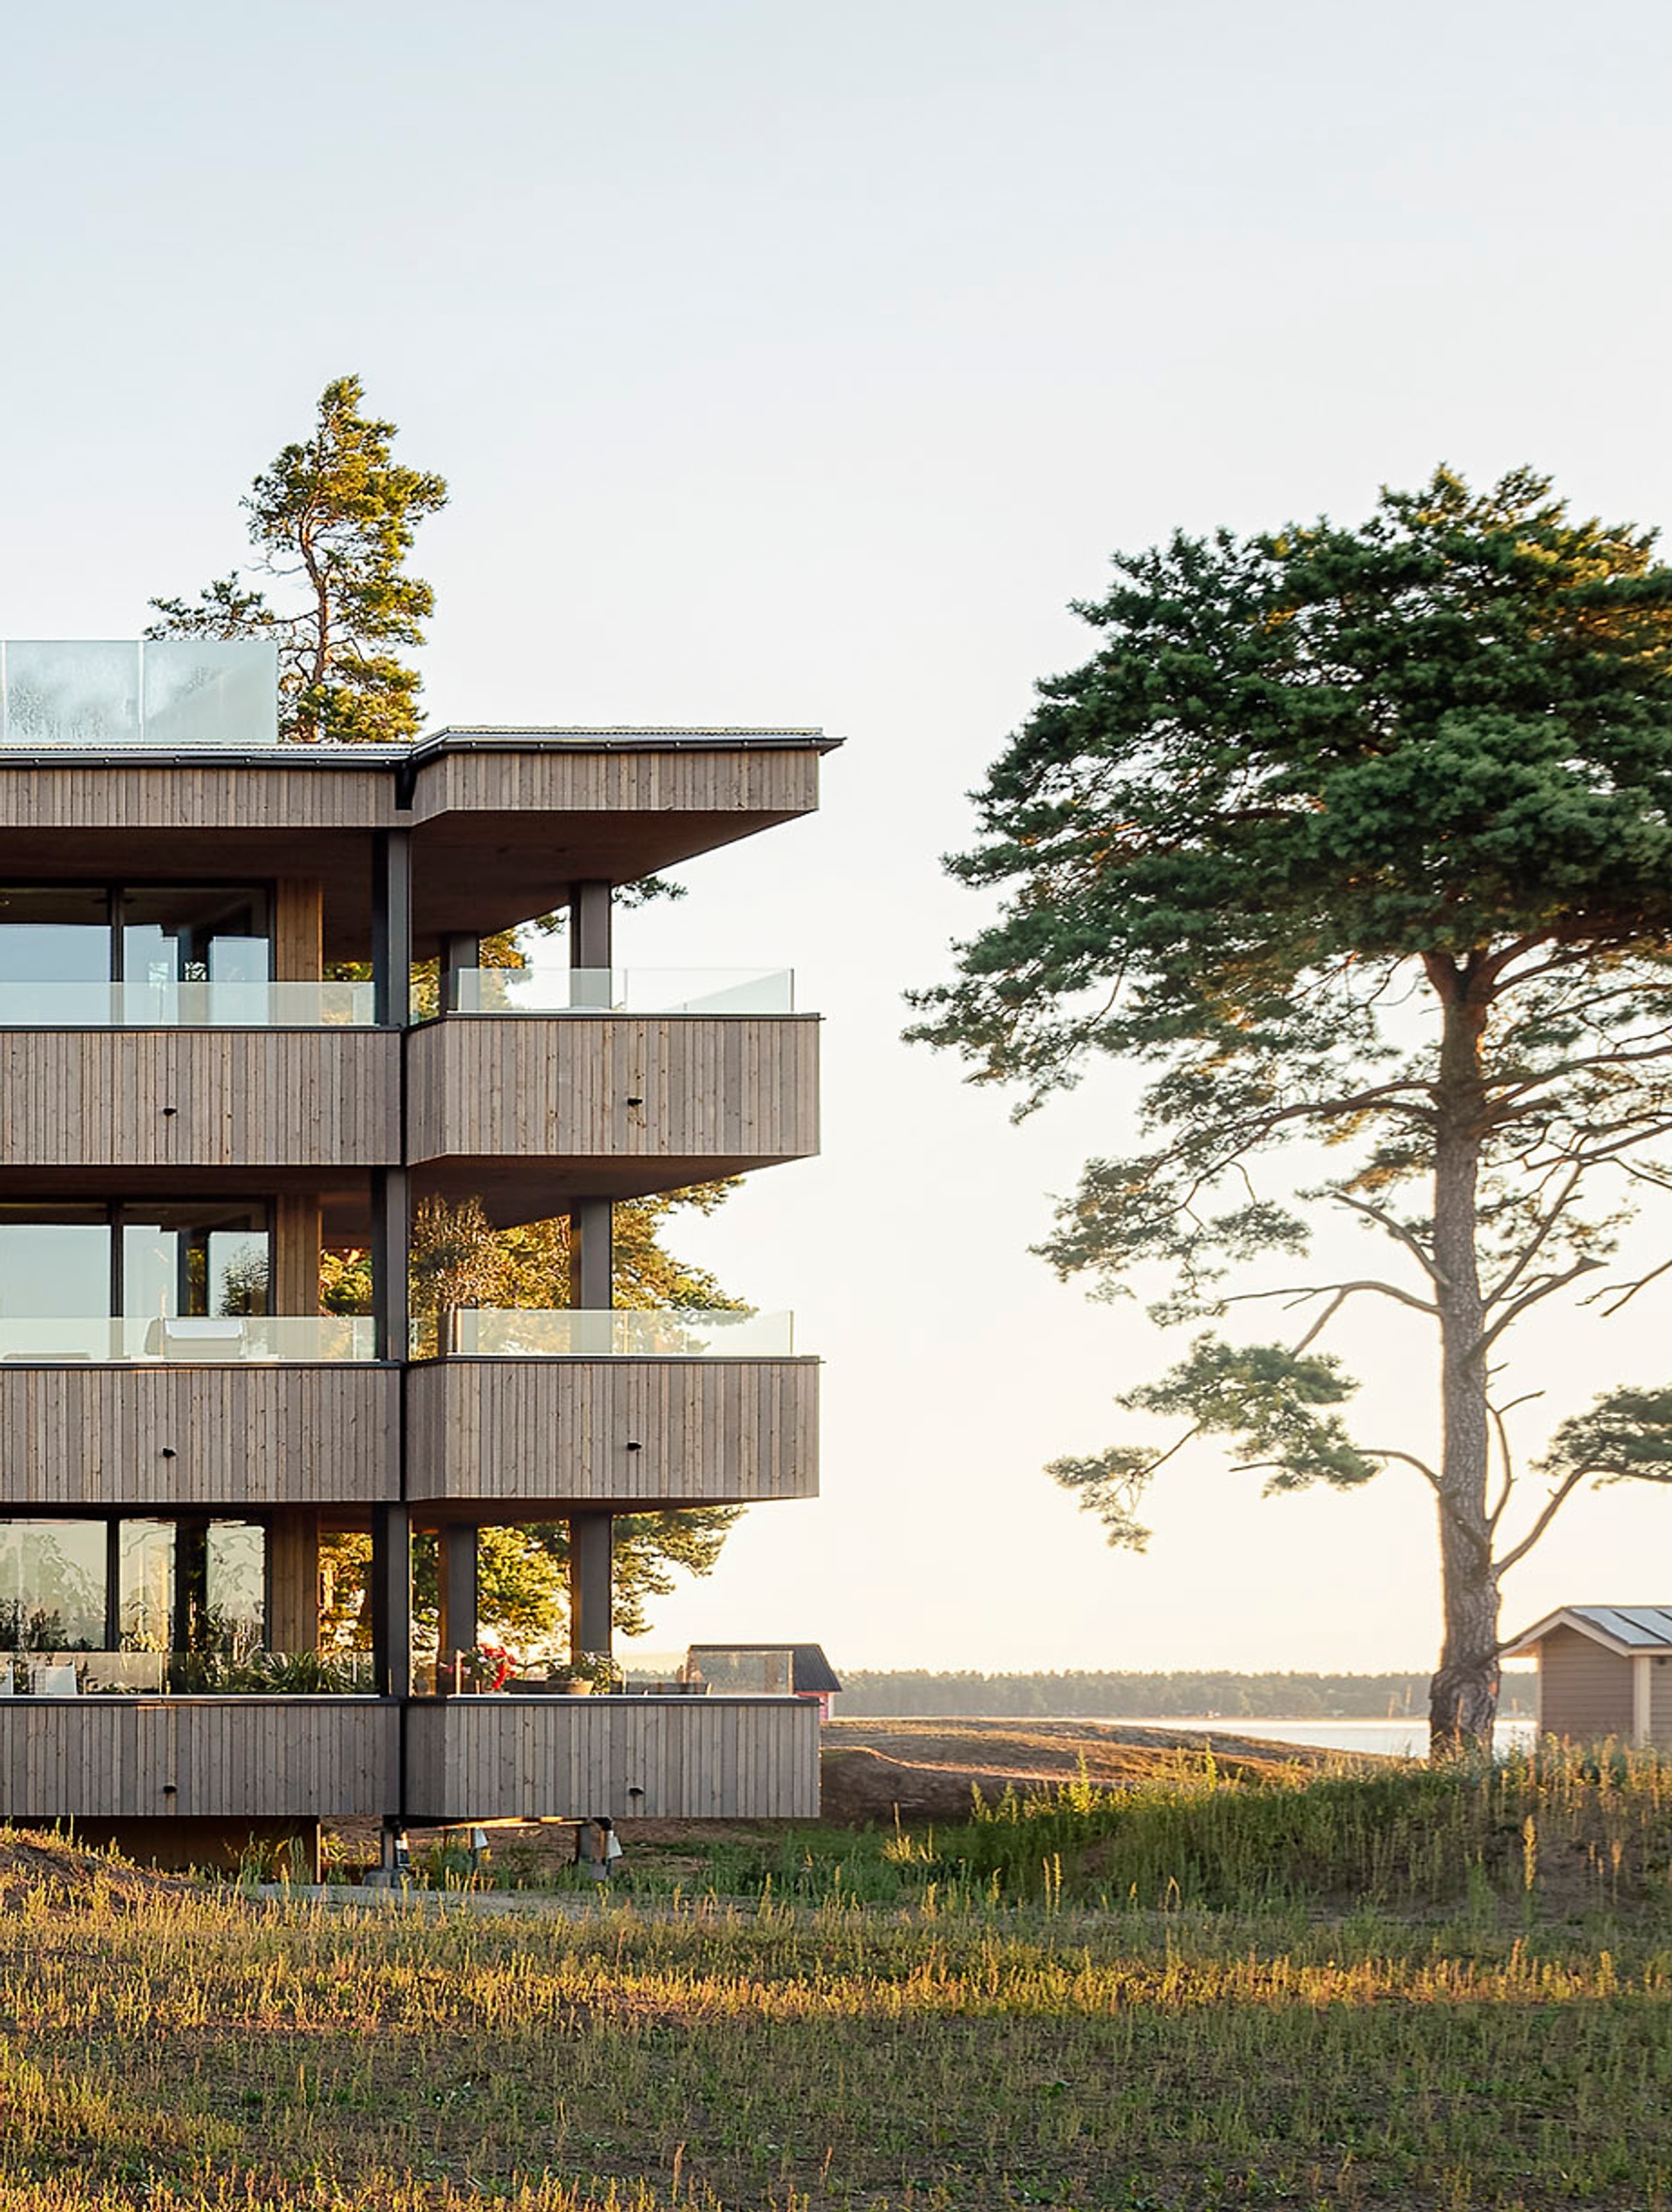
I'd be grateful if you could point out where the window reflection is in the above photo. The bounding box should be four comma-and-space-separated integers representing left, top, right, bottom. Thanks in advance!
0, 888, 111, 1024
0, 1205, 271, 1342
0, 1211, 110, 1321
0, 1522, 105, 1649
0, 1518, 274, 1657
0, 884, 271, 1020
122, 1207, 269, 1322
121, 886, 270, 1022
206, 1522, 265, 1648
118, 1520, 173, 1648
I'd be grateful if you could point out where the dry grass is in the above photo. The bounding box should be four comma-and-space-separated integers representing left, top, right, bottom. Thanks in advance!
0, 1746, 1667, 2209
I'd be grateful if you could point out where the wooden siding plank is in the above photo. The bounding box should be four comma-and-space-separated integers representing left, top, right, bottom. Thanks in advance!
0, 1032, 399, 1167
409, 747, 822, 825
0, 1367, 399, 1508
0, 1701, 399, 1819
0, 764, 393, 831
403, 1698, 820, 1823
1538, 1627, 1636, 1742
404, 1359, 817, 1505
406, 1017, 818, 1170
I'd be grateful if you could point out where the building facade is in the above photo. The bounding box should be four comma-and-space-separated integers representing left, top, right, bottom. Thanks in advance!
0, 640, 830, 1867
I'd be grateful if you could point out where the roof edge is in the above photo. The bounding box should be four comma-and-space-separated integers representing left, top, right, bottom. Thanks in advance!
417, 727, 842, 757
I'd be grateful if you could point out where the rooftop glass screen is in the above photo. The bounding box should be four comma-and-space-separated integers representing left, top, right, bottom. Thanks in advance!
0, 640, 279, 748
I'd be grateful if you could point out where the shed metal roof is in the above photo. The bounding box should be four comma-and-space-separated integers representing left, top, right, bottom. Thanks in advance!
1503, 1604, 1672, 1658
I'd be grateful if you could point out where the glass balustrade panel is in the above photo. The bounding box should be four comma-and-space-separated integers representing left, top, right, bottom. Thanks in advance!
429, 1309, 795, 1357
0, 1649, 378, 1695
0, 1316, 377, 1363
0, 641, 279, 749
451, 967, 795, 1015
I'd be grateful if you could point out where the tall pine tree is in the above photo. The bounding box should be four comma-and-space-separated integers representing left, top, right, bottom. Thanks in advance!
148, 374, 447, 744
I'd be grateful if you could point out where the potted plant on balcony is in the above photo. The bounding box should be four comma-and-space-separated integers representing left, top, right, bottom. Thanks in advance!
459, 1643, 517, 1695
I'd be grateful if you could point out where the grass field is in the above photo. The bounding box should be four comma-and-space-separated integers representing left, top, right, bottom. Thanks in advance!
1, 1742, 1670, 2210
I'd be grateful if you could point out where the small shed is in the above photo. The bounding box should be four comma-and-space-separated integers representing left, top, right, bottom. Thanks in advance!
684, 1643, 843, 1722
1502, 1606, 1672, 1746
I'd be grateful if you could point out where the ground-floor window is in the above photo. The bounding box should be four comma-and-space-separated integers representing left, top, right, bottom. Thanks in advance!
0, 1516, 267, 1653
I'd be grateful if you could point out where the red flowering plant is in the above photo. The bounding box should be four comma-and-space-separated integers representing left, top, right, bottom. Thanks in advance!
460, 1643, 517, 1694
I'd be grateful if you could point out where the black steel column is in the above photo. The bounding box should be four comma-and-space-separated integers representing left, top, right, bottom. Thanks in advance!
569, 880, 613, 968
569, 880, 612, 1006
569, 1512, 613, 1664
372, 1167, 410, 1365
567, 1197, 614, 1312
439, 931, 481, 1014
369, 1505, 411, 1700
373, 828, 413, 1029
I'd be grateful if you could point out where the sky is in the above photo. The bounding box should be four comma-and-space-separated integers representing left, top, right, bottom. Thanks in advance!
3, 0, 1672, 1672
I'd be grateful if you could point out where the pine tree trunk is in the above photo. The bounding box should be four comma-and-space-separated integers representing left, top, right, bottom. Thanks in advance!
1426, 964, 1500, 1755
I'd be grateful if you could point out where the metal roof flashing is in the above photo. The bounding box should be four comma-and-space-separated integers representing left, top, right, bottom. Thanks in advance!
416, 727, 841, 756
0, 728, 840, 769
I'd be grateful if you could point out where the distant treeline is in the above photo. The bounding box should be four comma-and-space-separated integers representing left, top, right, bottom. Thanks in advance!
836, 1670, 1537, 1719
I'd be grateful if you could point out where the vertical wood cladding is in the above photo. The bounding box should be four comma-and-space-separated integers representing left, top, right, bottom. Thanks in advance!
0, 765, 392, 830
0, 1367, 399, 1507
405, 1016, 819, 1166
1536, 1626, 1635, 1741
274, 1195, 323, 1316
403, 1696, 821, 1822
0, 1700, 399, 1818
274, 879, 324, 980
268, 1511, 322, 1649
408, 745, 822, 822
0, 1031, 399, 1166
404, 1358, 819, 1504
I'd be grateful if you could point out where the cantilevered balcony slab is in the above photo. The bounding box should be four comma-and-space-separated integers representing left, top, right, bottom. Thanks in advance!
0, 1698, 399, 1821
403, 1695, 820, 1823
0, 1030, 399, 1170
404, 1356, 819, 1506
0, 1362, 399, 1508
405, 1014, 819, 1206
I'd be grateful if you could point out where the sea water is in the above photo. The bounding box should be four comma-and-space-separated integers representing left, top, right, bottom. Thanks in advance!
1093, 1716, 1537, 1759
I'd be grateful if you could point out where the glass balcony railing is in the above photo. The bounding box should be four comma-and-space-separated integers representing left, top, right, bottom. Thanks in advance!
412, 1308, 796, 1358
0, 980, 376, 1028
0, 640, 280, 749
0, 1649, 378, 1695
0, 1316, 378, 1363
451, 967, 795, 1016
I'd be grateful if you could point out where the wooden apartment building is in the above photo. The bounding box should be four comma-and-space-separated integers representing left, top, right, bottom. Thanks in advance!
0, 639, 829, 1867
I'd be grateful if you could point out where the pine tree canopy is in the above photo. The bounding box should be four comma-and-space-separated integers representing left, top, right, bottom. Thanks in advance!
147, 373, 447, 744
915, 466, 1672, 1104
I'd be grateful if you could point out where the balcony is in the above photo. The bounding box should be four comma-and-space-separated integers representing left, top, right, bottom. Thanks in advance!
0, 1026, 399, 1168
403, 1693, 821, 1823
404, 1309, 818, 1505
0, 1324, 397, 1507
406, 974, 818, 1197
0, 1693, 398, 1820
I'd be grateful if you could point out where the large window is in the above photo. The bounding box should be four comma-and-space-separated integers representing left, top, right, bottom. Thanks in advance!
122, 1205, 269, 1323
0, 1203, 269, 1356
0, 1516, 268, 1653
0, 883, 270, 1023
